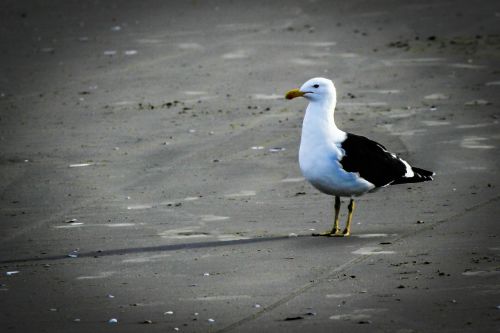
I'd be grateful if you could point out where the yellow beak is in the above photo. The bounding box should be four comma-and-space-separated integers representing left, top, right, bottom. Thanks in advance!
285, 88, 305, 100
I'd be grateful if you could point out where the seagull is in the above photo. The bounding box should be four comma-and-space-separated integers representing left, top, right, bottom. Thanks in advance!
285, 77, 434, 237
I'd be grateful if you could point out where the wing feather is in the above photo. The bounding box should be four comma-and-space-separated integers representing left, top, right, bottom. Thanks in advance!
339, 133, 407, 187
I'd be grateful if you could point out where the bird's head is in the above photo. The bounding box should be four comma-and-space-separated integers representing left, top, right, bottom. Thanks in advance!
285, 77, 335, 102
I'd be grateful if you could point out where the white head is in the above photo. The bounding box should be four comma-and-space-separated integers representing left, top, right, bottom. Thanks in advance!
285, 77, 336, 103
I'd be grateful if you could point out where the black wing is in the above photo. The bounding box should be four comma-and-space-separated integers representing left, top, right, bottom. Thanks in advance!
339, 133, 408, 187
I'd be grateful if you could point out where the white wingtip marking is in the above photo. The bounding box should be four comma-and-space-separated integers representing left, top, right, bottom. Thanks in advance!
400, 159, 414, 178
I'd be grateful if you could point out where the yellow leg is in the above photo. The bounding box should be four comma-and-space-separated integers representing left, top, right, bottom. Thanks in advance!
342, 199, 355, 236
315, 196, 342, 237
331, 196, 341, 235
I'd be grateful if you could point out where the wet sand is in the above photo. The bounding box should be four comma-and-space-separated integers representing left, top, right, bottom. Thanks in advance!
1, 1, 499, 332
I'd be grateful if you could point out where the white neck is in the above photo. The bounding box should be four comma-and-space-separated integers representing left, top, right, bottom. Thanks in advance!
300, 93, 343, 144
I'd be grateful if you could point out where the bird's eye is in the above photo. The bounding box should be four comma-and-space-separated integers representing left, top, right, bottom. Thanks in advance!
313, 84, 319, 88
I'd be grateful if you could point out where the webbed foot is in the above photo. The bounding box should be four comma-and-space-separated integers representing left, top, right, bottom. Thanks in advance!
312, 229, 345, 237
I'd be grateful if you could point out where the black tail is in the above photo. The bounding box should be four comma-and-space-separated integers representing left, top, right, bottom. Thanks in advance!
391, 167, 435, 185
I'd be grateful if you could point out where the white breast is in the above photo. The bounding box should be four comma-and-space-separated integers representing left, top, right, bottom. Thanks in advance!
298, 103, 375, 197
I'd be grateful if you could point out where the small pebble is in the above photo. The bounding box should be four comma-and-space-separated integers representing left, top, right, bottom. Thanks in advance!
108, 318, 118, 324
208, 318, 215, 323
164, 311, 174, 315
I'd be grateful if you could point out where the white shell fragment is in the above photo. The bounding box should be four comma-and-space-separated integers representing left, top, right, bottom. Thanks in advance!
69, 163, 93, 168
464, 99, 491, 106
124, 50, 138, 56
424, 93, 449, 100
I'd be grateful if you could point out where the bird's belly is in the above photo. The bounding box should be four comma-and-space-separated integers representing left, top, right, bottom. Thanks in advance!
299, 147, 374, 197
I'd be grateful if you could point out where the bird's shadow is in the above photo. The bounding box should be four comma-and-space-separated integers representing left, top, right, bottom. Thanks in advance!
0, 235, 294, 264
0, 232, 379, 265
